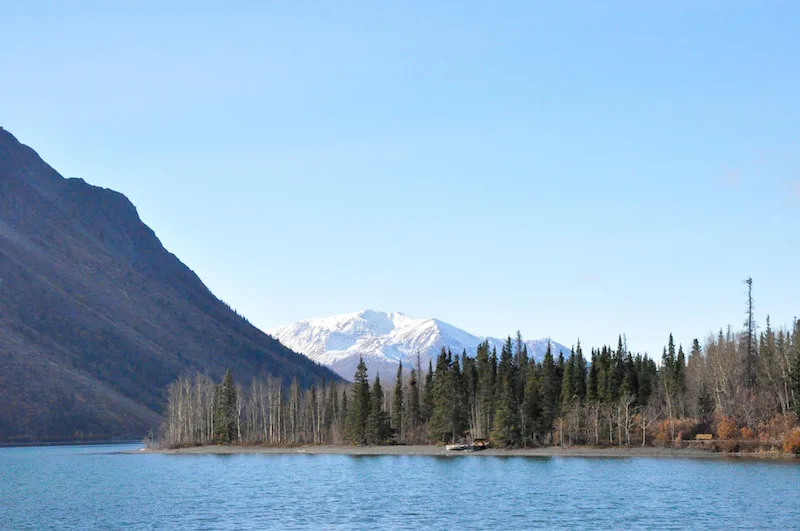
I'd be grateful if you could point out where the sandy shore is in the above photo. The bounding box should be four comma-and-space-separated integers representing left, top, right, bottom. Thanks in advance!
133, 444, 770, 459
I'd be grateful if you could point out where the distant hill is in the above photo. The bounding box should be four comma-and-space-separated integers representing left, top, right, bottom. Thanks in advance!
269, 309, 573, 379
0, 128, 339, 443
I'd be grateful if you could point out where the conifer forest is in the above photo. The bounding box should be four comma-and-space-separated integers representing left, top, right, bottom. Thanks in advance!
161, 311, 800, 454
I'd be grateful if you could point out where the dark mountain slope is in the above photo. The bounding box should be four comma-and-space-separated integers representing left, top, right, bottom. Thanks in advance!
0, 127, 339, 442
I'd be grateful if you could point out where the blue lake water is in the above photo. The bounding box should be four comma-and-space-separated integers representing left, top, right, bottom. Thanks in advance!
1, 444, 799, 530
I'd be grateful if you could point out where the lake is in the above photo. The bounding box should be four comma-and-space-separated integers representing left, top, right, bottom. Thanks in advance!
2, 444, 799, 529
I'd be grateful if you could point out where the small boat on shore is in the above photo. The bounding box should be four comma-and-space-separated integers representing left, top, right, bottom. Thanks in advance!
445, 439, 490, 452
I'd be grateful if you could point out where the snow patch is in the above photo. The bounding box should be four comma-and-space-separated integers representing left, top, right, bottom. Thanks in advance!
269, 310, 572, 379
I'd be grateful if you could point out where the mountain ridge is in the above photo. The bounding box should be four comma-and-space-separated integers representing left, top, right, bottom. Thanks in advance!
0, 128, 340, 442
269, 309, 573, 378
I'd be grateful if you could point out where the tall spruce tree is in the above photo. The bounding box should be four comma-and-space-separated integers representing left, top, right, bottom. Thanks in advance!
392, 363, 404, 442
636, 355, 657, 406
451, 355, 468, 442
514, 331, 528, 403
491, 374, 520, 446
495, 338, 520, 444
661, 335, 679, 444
791, 344, 800, 417
675, 344, 687, 414
324, 383, 336, 437
539, 343, 559, 440
422, 359, 434, 423
429, 348, 454, 442
561, 353, 576, 405
514, 331, 527, 368
408, 367, 420, 441
586, 349, 599, 403
367, 374, 391, 444
574, 341, 587, 402
621, 352, 639, 402
462, 351, 478, 426
476, 340, 495, 439
345, 357, 370, 445
522, 363, 542, 444
341, 390, 348, 434
212, 369, 238, 445
743, 277, 757, 388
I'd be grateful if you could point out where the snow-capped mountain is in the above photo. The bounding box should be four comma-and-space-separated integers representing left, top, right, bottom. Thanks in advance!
268, 309, 573, 379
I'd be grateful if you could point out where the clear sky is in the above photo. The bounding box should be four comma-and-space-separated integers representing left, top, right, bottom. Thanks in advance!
2, 1, 798, 357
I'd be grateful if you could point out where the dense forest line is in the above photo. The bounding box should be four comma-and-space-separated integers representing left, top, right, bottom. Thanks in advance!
160, 317, 800, 454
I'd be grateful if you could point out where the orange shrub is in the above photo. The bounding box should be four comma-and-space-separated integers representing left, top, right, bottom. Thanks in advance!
655, 420, 671, 445
716, 416, 738, 440
740, 427, 755, 440
782, 428, 800, 455
759, 413, 799, 444
654, 419, 700, 446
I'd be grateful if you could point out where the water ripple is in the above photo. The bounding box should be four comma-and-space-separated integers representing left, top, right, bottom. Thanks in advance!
1, 445, 798, 530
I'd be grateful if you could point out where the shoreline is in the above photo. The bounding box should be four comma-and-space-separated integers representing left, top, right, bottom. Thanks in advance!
133, 444, 797, 461
1, 439, 143, 449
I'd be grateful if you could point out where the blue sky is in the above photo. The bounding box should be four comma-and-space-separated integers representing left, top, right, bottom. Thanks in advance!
2, 1, 798, 357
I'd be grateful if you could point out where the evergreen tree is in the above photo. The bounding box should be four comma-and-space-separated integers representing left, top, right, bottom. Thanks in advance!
491, 373, 520, 446
212, 369, 238, 445
491, 337, 520, 445
341, 390, 348, 432
598, 346, 614, 402
586, 350, 599, 403
421, 359, 434, 423
522, 364, 542, 444
451, 355, 468, 442
476, 340, 495, 438
539, 342, 559, 440
496, 337, 514, 392
490, 347, 499, 397
324, 383, 336, 436
392, 363, 404, 442
514, 331, 528, 402
367, 374, 391, 444
345, 357, 370, 445
612, 337, 626, 400
309, 385, 319, 442
462, 352, 478, 428
514, 331, 528, 368
561, 352, 576, 405
791, 345, 800, 417
691, 338, 702, 358
429, 349, 454, 442
636, 355, 657, 405
573, 340, 587, 401
661, 335, 679, 443
621, 352, 638, 402
408, 367, 420, 439
675, 344, 687, 414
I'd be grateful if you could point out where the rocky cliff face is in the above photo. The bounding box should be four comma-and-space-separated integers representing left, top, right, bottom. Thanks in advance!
0, 128, 339, 442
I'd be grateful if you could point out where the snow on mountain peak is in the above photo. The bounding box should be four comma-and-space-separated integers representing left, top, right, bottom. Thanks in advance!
268, 310, 572, 379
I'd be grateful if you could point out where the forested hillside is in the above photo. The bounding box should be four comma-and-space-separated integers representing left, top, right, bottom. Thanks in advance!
0, 128, 339, 443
